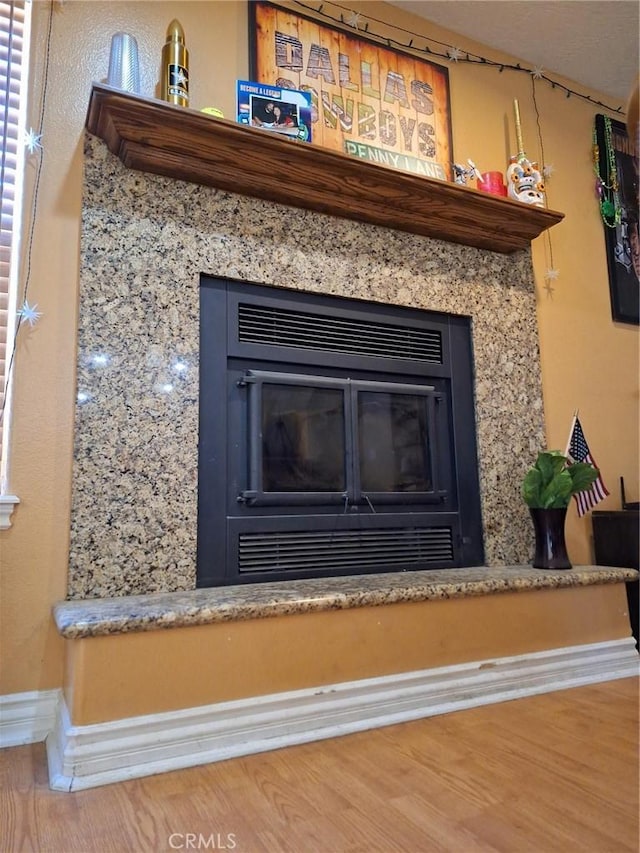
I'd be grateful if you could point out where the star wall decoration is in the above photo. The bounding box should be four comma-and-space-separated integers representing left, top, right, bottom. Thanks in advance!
542, 164, 555, 180
25, 128, 43, 154
542, 268, 559, 297
17, 300, 43, 328
447, 47, 464, 62
531, 66, 544, 80
345, 11, 361, 29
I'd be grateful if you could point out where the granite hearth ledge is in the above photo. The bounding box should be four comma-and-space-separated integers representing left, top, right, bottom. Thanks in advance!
54, 565, 637, 639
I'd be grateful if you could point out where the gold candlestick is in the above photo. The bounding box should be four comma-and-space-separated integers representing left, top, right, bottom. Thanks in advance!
513, 98, 525, 160
507, 98, 545, 206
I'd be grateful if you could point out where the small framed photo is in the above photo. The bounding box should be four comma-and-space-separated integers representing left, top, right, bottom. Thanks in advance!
237, 80, 312, 142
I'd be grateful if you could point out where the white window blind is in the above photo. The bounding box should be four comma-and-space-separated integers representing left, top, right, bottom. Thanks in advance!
1, 0, 30, 480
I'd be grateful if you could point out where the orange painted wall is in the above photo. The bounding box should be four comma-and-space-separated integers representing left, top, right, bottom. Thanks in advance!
66, 585, 632, 726
1, 1, 637, 696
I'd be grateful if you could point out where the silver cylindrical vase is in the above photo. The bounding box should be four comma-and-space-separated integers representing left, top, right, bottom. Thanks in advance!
107, 32, 141, 94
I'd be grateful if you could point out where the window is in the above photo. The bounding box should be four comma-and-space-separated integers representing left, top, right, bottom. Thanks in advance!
1, 0, 31, 498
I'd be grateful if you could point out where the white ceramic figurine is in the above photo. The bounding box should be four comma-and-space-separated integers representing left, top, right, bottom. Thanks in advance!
506, 155, 545, 206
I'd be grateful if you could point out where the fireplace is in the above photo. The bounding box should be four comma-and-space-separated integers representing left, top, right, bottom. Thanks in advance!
197, 277, 483, 586
68, 130, 547, 600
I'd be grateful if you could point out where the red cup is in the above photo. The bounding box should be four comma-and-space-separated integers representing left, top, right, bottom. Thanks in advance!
477, 171, 507, 197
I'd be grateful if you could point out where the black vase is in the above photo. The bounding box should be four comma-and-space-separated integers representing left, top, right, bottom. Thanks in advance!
529, 507, 572, 570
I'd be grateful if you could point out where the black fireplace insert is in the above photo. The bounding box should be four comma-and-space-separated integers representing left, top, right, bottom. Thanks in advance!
197, 277, 484, 586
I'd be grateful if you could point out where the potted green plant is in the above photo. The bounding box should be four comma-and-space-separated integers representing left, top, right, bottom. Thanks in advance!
521, 450, 599, 569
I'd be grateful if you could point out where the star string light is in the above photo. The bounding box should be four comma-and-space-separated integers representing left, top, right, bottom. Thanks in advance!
0, 0, 54, 428
345, 11, 361, 28
17, 300, 43, 328
542, 164, 555, 179
542, 266, 559, 298
25, 128, 43, 154
292, 1, 624, 113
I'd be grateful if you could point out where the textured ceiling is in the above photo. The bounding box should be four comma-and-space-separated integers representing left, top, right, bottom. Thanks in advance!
388, 1, 639, 104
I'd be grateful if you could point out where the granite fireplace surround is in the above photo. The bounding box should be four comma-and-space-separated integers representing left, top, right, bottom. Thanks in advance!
68, 133, 547, 600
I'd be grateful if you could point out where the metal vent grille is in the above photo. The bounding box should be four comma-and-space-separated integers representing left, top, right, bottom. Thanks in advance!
238, 304, 443, 363
238, 527, 453, 574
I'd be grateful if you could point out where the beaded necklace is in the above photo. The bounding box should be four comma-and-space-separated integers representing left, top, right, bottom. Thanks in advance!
593, 116, 622, 228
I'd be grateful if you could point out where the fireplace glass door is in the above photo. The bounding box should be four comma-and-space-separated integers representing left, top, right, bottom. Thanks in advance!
242, 370, 445, 508
251, 374, 347, 501
357, 387, 435, 496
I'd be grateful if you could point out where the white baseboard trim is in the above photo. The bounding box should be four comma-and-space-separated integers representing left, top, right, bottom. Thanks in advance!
47, 638, 639, 791
0, 689, 61, 748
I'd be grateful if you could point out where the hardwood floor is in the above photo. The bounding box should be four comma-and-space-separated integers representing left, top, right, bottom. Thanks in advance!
1, 678, 638, 852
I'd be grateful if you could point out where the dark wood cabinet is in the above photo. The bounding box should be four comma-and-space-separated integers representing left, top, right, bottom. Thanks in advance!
592, 510, 639, 648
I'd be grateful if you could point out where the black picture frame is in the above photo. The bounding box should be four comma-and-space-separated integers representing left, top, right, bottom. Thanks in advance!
594, 114, 639, 325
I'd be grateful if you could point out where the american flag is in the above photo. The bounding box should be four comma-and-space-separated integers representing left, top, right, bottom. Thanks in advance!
566, 416, 609, 516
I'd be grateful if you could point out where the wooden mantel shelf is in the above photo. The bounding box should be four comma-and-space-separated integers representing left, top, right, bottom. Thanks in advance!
86, 84, 564, 255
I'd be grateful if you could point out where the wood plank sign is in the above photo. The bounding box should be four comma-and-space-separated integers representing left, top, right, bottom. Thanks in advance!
250, 1, 454, 181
